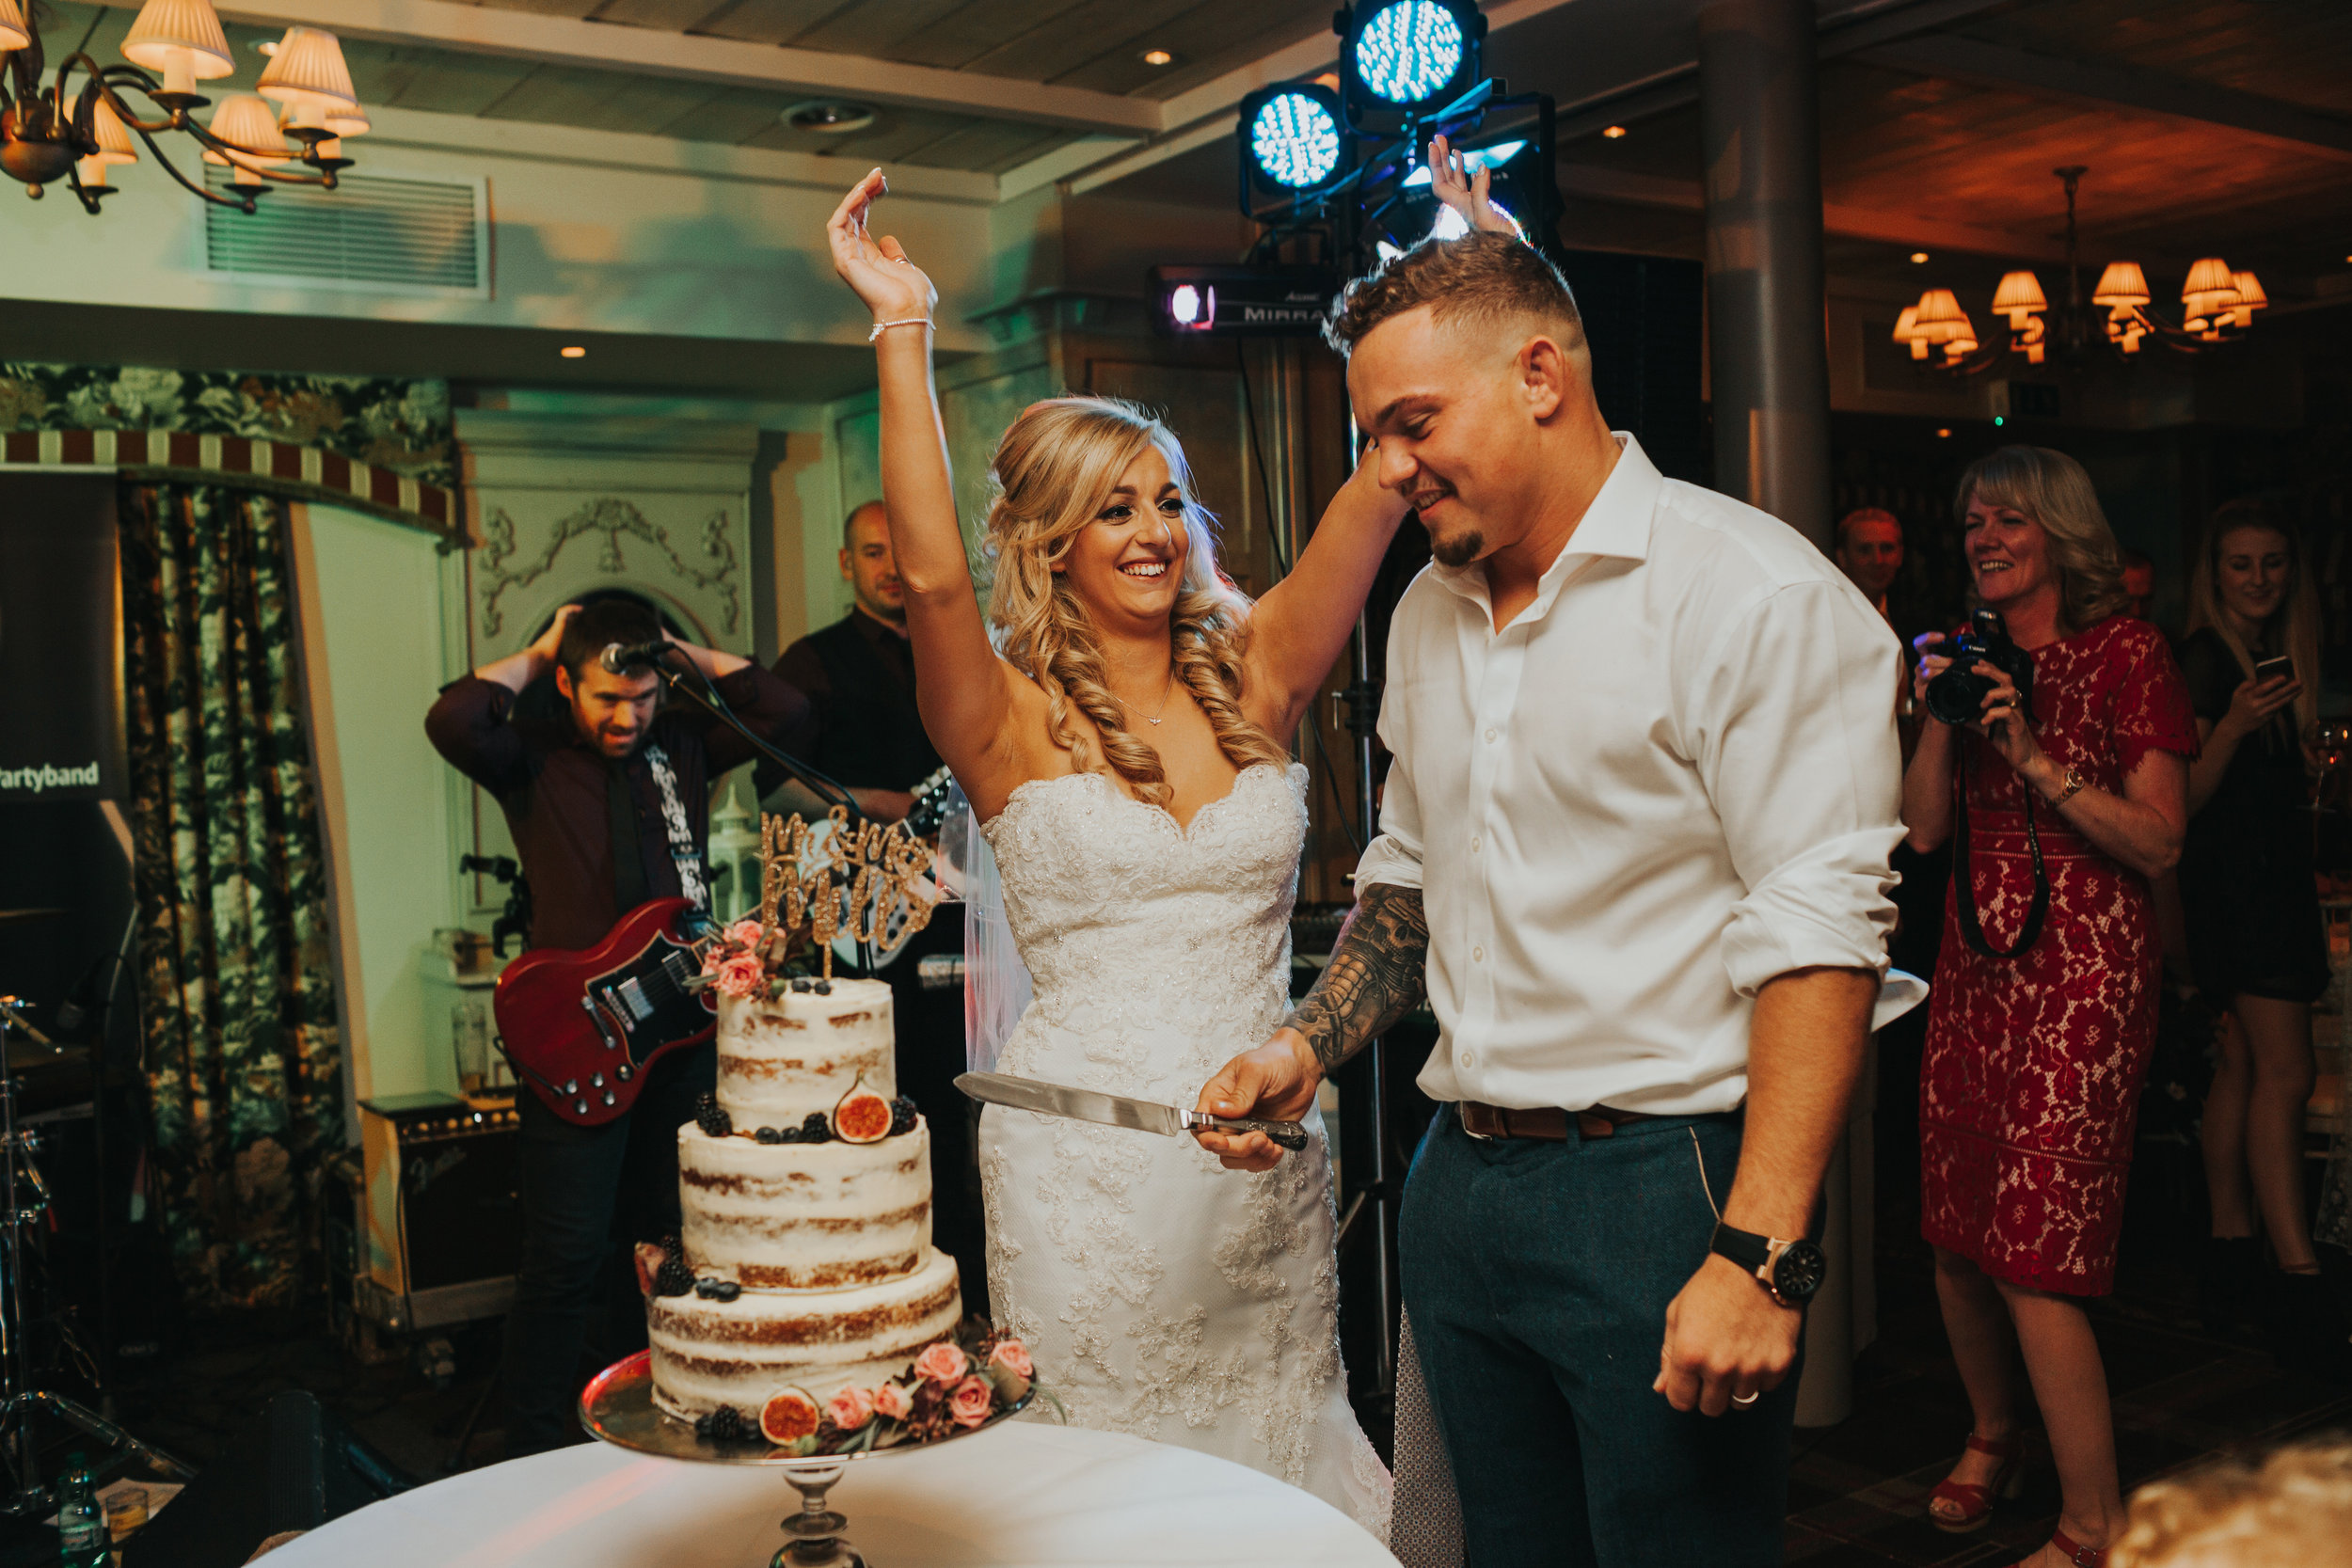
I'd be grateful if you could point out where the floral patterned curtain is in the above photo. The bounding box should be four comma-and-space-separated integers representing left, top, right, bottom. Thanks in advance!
120, 483, 342, 1312
0, 361, 455, 487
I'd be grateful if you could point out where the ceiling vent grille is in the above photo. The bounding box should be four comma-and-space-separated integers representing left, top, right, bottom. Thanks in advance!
201, 166, 489, 297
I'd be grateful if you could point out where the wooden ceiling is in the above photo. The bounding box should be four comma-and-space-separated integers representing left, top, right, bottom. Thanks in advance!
462, 0, 1340, 103
1505, 0, 2352, 295
38, 0, 1340, 172
28, 0, 2352, 289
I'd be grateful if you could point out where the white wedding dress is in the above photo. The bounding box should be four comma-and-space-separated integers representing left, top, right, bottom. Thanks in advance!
977, 761, 1391, 1539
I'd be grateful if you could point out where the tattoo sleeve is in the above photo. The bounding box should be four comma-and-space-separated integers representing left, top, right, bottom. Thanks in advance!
1288, 882, 1430, 1073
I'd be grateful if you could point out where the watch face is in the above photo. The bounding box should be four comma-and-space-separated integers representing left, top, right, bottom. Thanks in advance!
1773, 1240, 1828, 1303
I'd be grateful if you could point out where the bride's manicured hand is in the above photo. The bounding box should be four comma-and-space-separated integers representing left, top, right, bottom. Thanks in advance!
1427, 133, 1517, 238
1194, 1028, 1322, 1172
827, 168, 938, 325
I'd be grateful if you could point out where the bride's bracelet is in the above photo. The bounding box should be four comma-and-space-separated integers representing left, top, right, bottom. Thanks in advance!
869, 317, 932, 341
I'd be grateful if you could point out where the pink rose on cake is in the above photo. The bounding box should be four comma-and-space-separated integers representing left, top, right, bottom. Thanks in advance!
826, 1386, 875, 1432
984, 1339, 1032, 1401
709, 952, 766, 1000
948, 1375, 995, 1429
914, 1342, 969, 1386
723, 918, 764, 950
873, 1381, 913, 1421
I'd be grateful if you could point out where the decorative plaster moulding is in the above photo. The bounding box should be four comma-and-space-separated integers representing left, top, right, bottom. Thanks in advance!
454, 409, 758, 656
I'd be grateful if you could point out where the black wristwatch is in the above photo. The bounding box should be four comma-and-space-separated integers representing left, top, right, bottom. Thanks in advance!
1710, 1224, 1826, 1307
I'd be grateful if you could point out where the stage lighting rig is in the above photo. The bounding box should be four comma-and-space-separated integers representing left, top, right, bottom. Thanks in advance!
1338, 0, 1486, 127
1355, 91, 1560, 261
1237, 81, 1353, 221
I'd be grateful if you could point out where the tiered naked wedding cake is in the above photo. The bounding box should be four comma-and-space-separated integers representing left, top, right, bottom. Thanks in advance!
643, 977, 962, 1422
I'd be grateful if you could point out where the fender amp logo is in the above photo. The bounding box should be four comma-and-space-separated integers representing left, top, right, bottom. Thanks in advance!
0, 762, 102, 795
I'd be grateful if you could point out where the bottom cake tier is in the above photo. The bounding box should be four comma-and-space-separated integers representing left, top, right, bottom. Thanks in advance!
646, 1246, 963, 1416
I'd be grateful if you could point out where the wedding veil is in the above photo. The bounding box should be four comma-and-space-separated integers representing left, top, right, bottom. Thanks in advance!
936, 779, 1031, 1073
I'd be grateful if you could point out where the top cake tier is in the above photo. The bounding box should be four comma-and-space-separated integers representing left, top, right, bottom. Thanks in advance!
714, 980, 895, 1126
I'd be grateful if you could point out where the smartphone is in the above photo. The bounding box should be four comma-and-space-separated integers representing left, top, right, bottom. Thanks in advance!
2254, 654, 2296, 684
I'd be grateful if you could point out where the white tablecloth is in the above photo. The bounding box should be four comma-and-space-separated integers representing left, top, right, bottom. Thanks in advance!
265, 1420, 1396, 1567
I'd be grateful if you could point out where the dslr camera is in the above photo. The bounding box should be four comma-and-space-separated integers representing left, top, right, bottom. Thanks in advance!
1924, 608, 2036, 728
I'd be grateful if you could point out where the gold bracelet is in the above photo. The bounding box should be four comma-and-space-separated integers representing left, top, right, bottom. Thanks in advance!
2050, 765, 2089, 807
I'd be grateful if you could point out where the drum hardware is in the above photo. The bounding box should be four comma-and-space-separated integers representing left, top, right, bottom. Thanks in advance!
0, 996, 193, 1513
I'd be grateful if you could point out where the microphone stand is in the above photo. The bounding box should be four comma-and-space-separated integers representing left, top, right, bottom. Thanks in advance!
640, 647, 880, 974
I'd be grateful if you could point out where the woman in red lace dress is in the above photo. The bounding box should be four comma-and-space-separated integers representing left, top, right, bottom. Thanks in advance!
1902, 447, 2196, 1568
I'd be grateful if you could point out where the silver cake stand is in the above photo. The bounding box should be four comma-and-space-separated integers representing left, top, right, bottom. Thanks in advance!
580, 1350, 1034, 1567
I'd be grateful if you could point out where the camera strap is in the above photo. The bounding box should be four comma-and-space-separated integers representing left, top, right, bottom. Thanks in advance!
1951, 744, 2050, 959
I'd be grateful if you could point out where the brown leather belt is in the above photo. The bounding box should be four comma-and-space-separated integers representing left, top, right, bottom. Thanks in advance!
1458, 1101, 1660, 1142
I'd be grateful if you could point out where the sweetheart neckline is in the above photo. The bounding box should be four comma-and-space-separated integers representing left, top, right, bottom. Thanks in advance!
985, 761, 1291, 841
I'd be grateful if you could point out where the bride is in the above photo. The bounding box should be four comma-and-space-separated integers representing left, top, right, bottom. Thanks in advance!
826, 169, 1406, 1533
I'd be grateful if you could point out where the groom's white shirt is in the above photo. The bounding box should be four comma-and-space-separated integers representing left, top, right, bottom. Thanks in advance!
1354, 433, 1909, 1117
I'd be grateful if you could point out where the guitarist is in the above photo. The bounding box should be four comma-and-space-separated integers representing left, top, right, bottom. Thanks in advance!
756, 501, 983, 1309
425, 595, 810, 1457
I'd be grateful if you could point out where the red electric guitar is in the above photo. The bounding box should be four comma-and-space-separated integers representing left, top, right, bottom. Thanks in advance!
493, 897, 717, 1126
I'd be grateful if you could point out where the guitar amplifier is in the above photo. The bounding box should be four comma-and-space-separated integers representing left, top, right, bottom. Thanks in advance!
355, 1092, 524, 1332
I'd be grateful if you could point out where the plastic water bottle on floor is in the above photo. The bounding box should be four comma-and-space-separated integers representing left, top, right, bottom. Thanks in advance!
56, 1453, 104, 1568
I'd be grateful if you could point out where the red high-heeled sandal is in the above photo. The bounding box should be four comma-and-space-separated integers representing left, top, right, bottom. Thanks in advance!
1928, 1431, 2025, 1532
2026, 1528, 2106, 1567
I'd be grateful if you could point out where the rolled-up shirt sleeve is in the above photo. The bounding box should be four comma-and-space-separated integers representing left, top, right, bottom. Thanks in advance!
1352, 649, 1426, 894
1691, 579, 1906, 997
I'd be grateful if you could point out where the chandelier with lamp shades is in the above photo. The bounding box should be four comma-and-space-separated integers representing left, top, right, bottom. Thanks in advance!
0, 0, 366, 215
1895, 166, 2266, 375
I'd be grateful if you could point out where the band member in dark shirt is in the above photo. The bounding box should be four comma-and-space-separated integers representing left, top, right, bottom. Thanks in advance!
761, 500, 940, 822
426, 596, 810, 1455
757, 503, 982, 1308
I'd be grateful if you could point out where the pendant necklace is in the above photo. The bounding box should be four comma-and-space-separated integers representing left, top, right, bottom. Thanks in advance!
1118, 670, 1176, 725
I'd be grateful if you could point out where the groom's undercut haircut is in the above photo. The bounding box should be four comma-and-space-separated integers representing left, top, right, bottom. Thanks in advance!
1323, 231, 1587, 368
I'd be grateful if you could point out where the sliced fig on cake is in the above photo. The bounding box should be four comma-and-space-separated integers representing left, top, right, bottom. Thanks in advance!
632, 1242, 667, 1296
832, 1080, 892, 1144
760, 1387, 822, 1445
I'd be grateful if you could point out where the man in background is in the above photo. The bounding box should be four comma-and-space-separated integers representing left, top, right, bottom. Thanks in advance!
427, 596, 808, 1456
759, 503, 982, 1308
1835, 506, 1906, 624
760, 500, 940, 822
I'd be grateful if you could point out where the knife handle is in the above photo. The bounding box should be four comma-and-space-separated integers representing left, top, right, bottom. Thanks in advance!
1191, 1113, 1309, 1152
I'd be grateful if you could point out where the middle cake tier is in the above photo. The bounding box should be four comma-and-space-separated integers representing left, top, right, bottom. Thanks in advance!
679, 1118, 933, 1290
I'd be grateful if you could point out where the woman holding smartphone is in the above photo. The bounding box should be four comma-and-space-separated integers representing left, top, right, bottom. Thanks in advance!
2176, 499, 2344, 1371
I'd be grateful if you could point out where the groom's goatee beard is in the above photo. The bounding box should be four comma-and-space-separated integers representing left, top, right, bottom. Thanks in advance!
1432, 530, 1485, 569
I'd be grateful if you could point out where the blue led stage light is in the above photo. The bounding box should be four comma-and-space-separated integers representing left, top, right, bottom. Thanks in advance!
1250, 90, 1343, 189
1353, 1, 1465, 105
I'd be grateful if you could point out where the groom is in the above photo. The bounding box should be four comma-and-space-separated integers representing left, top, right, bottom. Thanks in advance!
1197, 232, 1905, 1565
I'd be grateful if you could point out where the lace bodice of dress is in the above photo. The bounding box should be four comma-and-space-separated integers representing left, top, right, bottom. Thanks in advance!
980, 762, 1307, 1099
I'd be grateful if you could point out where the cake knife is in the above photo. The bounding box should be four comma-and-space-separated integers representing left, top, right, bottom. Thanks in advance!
955, 1071, 1309, 1151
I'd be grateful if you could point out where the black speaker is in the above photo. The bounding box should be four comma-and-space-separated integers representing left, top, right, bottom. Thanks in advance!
121, 1391, 406, 1568
0, 473, 125, 803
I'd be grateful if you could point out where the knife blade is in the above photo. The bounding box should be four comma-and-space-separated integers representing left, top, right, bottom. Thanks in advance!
955, 1071, 1309, 1152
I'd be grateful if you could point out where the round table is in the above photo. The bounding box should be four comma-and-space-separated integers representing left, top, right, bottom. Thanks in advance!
263, 1420, 1396, 1567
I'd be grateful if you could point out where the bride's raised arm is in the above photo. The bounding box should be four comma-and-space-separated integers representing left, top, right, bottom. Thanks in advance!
1245, 438, 1408, 744
826, 171, 1029, 803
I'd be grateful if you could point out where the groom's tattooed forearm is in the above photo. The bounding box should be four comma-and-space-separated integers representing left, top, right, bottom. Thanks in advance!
1289, 882, 1429, 1073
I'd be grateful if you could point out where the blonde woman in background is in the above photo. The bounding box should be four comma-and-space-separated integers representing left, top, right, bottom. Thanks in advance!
1903, 447, 2196, 1567
2176, 499, 2347, 1374
824, 169, 1405, 1533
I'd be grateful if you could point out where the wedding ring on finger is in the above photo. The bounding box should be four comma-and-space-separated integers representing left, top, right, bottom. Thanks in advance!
1731, 1391, 1759, 1407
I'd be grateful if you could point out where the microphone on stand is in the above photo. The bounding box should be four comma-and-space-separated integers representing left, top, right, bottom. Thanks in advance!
598, 640, 676, 674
